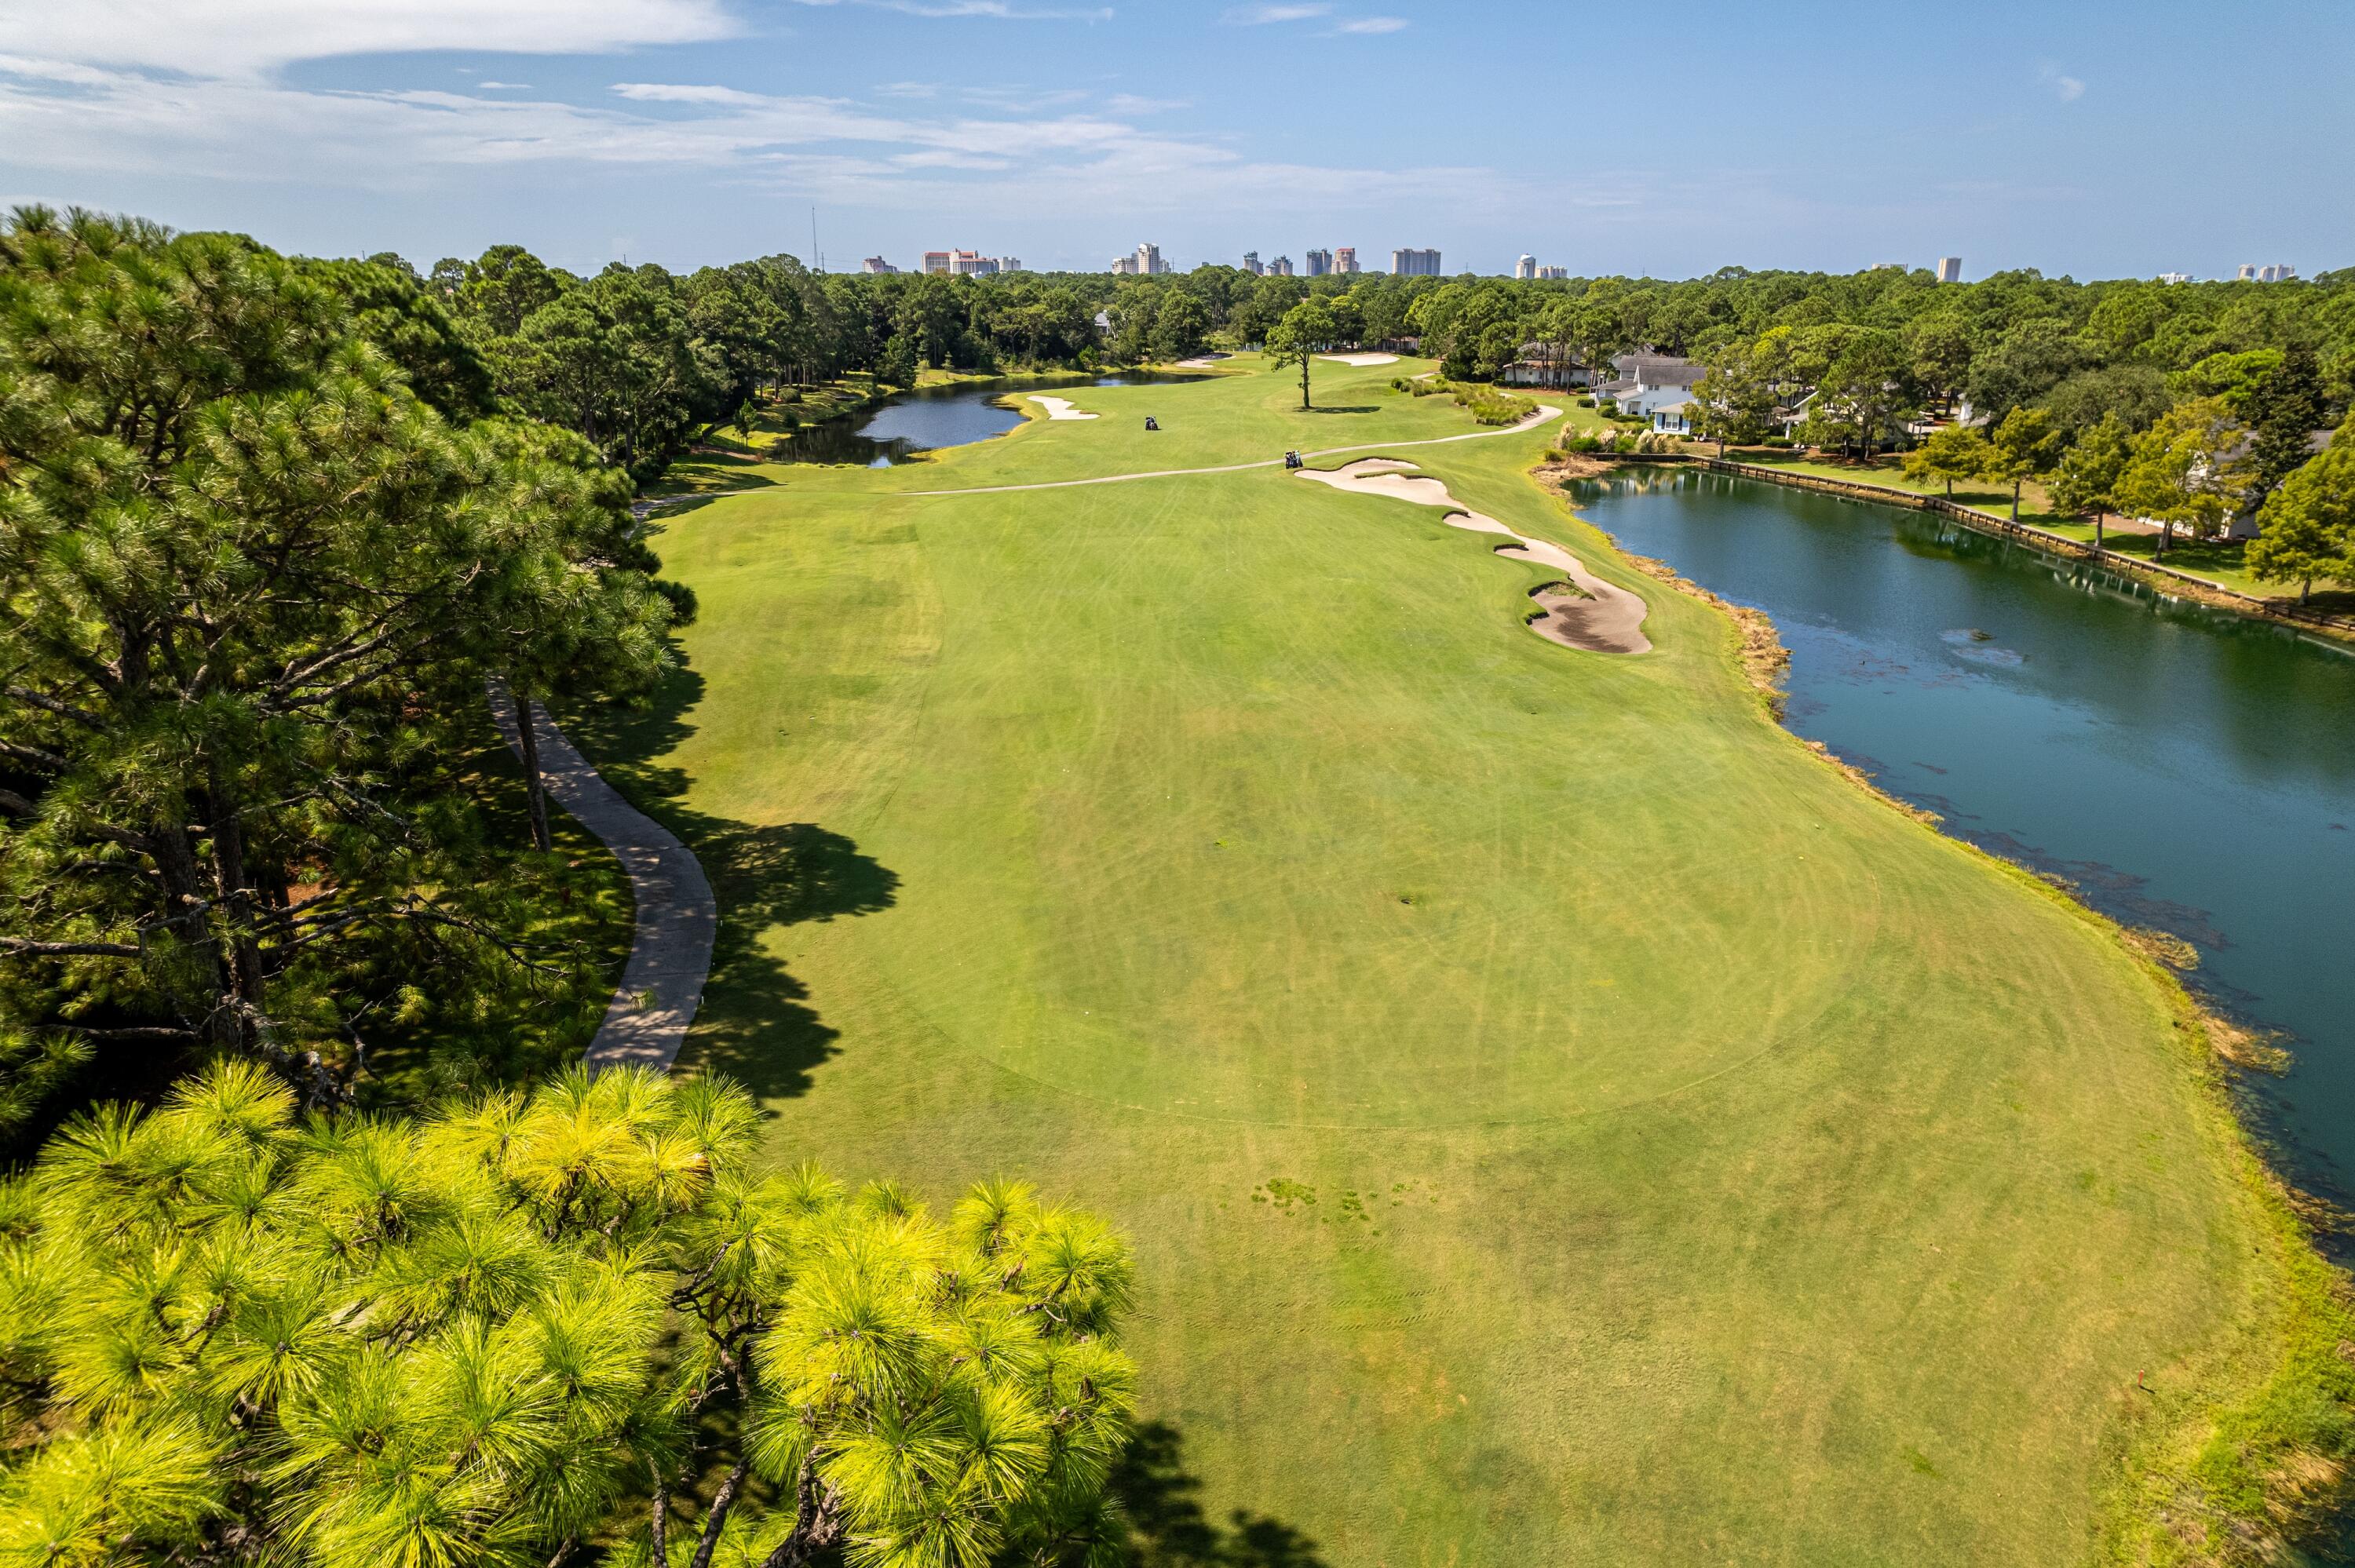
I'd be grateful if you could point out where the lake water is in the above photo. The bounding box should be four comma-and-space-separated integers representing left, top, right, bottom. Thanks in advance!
786, 373, 1203, 466
1576, 469, 2355, 1205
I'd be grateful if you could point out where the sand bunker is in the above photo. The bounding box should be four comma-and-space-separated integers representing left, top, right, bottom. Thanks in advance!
1295, 458, 1652, 655
1319, 352, 1400, 366
1028, 395, 1098, 421
1175, 352, 1231, 369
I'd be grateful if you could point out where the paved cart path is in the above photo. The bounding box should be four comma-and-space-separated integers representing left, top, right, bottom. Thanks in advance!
489, 682, 715, 1073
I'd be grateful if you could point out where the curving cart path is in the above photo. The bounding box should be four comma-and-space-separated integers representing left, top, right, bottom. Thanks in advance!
488, 682, 715, 1072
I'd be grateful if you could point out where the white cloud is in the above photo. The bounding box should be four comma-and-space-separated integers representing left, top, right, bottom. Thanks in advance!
1333, 15, 1406, 33
787, 0, 1112, 16
1221, 3, 1330, 22
2034, 60, 2086, 103
0, 58, 1516, 228
476, 81, 533, 90
1104, 93, 1186, 115
0, 0, 736, 78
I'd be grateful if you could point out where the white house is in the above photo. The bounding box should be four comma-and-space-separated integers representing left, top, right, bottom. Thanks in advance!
1500, 343, 1591, 389
1596, 353, 1703, 435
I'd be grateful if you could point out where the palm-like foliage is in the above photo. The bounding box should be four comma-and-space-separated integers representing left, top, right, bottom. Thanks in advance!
0, 1063, 1135, 1568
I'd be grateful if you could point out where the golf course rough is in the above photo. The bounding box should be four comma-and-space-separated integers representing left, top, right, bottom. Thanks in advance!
575, 356, 2346, 1565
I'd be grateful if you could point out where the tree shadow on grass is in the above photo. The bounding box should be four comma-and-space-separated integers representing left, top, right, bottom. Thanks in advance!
1113, 1420, 1331, 1568
556, 658, 897, 1100
1300, 405, 1379, 415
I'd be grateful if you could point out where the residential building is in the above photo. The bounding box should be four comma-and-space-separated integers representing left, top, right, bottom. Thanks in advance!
1392, 247, 1443, 276
1134, 242, 1169, 276
1597, 351, 1705, 432
1269, 255, 1294, 277
1536, 265, 1570, 280
948, 250, 995, 276
1111, 253, 1138, 275
1515, 254, 1536, 279
1335, 247, 1358, 273
861, 256, 900, 275
2240, 263, 2298, 283
1305, 248, 1332, 276
2158, 272, 2193, 285
922, 250, 952, 275
1500, 342, 1593, 390
1936, 257, 1963, 283
1243, 250, 1262, 275
1001, 257, 1022, 272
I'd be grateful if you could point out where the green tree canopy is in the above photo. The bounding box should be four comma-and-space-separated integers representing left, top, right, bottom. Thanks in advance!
1900, 425, 1998, 498
2248, 443, 2355, 602
2115, 396, 2251, 556
0, 207, 679, 1126
2047, 413, 2135, 546
0, 1061, 1137, 1568
1988, 406, 2064, 520
1265, 298, 1339, 411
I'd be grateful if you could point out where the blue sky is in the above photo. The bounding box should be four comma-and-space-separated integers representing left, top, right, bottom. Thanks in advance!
2, 0, 2349, 281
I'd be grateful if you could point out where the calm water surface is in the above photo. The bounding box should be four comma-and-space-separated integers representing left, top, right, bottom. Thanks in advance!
1578, 469, 2355, 1203
786, 373, 1202, 465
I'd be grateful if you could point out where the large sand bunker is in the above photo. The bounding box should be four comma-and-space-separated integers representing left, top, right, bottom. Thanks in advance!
1028, 395, 1098, 420
1296, 458, 1652, 655
1319, 352, 1400, 366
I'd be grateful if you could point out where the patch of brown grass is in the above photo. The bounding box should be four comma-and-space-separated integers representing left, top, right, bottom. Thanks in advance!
1606, 538, 1794, 717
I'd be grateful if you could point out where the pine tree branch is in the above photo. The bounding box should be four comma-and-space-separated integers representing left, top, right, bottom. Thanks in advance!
0, 684, 108, 731
0, 937, 141, 957
648, 1459, 674, 1568
689, 1456, 750, 1568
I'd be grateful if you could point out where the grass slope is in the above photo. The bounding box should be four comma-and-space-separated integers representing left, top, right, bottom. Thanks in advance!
574, 356, 2302, 1564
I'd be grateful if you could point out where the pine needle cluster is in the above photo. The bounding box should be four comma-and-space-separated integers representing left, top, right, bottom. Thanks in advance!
0, 1061, 1136, 1568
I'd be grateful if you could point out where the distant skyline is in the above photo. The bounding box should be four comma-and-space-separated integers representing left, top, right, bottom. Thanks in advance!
2, 0, 2350, 281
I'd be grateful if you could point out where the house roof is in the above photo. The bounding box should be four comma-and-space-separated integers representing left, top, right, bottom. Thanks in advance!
1611, 352, 1705, 388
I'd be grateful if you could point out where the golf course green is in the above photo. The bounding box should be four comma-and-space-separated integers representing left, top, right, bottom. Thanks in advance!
568, 356, 2327, 1564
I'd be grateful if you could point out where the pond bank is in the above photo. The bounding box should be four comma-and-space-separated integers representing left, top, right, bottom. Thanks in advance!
1655, 453, 2355, 644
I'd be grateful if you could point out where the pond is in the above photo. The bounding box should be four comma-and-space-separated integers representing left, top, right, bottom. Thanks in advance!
782, 372, 1205, 466
1575, 469, 2355, 1208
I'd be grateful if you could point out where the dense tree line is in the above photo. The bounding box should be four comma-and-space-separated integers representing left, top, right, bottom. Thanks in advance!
0, 208, 686, 1134
405, 245, 2355, 501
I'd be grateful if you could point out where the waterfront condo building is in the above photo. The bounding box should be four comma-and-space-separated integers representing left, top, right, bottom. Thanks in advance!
1936, 256, 1963, 283
1335, 246, 1357, 273
862, 256, 900, 274
1243, 250, 1262, 275
922, 250, 952, 275
1269, 255, 1294, 277
1305, 248, 1332, 276
1515, 254, 1536, 279
1134, 242, 1169, 275
1392, 247, 1443, 276
1537, 264, 1570, 279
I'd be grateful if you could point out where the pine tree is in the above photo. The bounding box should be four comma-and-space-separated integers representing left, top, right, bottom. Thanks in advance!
0, 1062, 1136, 1568
2245, 342, 2327, 512
0, 207, 681, 1125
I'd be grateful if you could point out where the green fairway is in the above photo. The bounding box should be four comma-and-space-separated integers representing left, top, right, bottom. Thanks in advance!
568, 355, 2306, 1563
